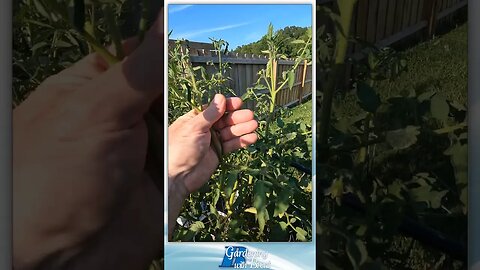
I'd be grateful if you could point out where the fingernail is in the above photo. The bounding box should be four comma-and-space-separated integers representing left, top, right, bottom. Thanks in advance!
213, 94, 223, 105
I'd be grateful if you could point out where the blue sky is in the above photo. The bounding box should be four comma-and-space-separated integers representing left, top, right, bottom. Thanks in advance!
168, 4, 312, 50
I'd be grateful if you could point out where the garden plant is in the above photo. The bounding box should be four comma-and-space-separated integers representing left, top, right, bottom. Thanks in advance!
12, 0, 468, 269
13, 0, 314, 244
168, 23, 314, 242
316, 1, 468, 269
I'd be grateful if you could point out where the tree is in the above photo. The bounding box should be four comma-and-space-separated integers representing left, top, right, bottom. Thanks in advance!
234, 25, 311, 58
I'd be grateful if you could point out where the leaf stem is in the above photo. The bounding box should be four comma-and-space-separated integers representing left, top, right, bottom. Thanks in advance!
318, 0, 358, 160
138, 0, 149, 42
104, 4, 125, 59
82, 31, 120, 65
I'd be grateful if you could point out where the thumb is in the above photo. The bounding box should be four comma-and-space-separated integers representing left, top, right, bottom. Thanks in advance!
75, 8, 164, 127
193, 94, 226, 132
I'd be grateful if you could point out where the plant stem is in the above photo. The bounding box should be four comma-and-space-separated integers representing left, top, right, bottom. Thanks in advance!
83, 31, 120, 65
226, 180, 238, 216
265, 58, 278, 139
104, 4, 125, 59
264, 33, 311, 139
318, 0, 357, 161
433, 122, 467, 134
179, 45, 223, 160
84, 4, 96, 53
180, 48, 202, 111
49, 0, 119, 64
138, 0, 149, 42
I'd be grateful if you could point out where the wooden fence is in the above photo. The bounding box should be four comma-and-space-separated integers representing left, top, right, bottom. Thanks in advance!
169, 41, 313, 110
349, 0, 466, 49
317, 0, 467, 87
318, 0, 467, 46
169, 0, 466, 107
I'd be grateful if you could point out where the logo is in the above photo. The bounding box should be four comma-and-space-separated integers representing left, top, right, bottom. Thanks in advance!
219, 246, 271, 269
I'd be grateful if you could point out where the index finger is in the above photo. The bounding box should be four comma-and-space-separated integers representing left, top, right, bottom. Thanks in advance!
226, 97, 243, 111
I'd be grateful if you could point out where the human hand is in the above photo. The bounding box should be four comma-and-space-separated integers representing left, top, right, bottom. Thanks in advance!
168, 94, 258, 193
13, 10, 165, 270
167, 94, 258, 237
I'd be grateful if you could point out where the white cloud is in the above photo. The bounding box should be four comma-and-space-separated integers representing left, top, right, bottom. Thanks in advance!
172, 22, 251, 40
169, 5, 192, 14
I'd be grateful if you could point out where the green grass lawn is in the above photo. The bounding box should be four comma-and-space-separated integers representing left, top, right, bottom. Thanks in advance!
268, 23, 467, 172
377, 23, 468, 104
336, 23, 467, 117
284, 99, 313, 125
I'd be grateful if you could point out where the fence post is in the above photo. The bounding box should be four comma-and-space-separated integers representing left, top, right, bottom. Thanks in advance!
423, 0, 439, 38
298, 59, 308, 103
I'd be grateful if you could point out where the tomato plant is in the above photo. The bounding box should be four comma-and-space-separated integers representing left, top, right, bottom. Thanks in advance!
13, 0, 165, 105
13, 4, 313, 270
316, 1, 467, 269
169, 23, 314, 242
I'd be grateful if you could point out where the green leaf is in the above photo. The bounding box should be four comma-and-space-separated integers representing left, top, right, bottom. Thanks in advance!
450, 99, 467, 111
274, 189, 292, 217
317, 25, 326, 36
266, 60, 272, 78
54, 40, 73, 48
224, 172, 237, 198
291, 39, 306, 44
287, 70, 295, 90
33, 0, 50, 20
346, 239, 368, 268
253, 181, 268, 233
285, 132, 297, 140
257, 208, 269, 234
368, 52, 379, 69
103, 3, 124, 58
409, 186, 448, 209
431, 94, 450, 122
267, 23, 273, 39
417, 90, 436, 102
357, 82, 381, 113
244, 207, 257, 214
25, 19, 54, 29
276, 117, 284, 128
356, 225, 367, 237
444, 140, 468, 212
189, 221, 205, 232
333, 113, 367, 133
325, 178, 344, 200
209, 204, 218, 218
295, 227, 307, 241
213, 188, 220, 205
387, 180, 405, 199
31, 41, 48, 55
253, 181, 266, 210
444, 142, 468, 186
385, 126, 420, 150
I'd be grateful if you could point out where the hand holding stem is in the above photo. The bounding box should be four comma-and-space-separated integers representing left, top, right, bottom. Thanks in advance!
167, 94, 258, 239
